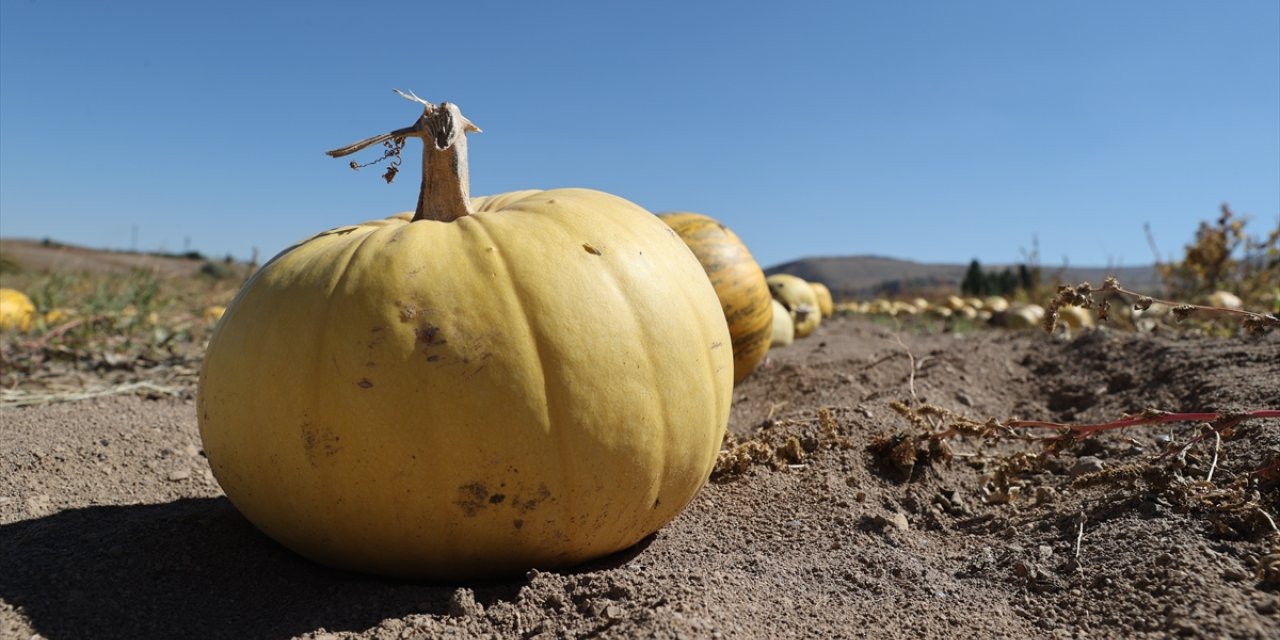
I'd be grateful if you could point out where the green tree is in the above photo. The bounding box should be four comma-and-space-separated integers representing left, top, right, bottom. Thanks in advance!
961, 259, 986, 296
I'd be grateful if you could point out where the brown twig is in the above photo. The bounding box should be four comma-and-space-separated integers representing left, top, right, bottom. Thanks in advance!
26, 317, 88, 350
891, 318, 918, 402
1044, 277, 1279, 334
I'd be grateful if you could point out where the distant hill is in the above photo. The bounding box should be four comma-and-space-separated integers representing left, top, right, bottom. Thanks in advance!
764, 255, 1161, 299
2, 237, 1162, 300
0, 238, 231, 277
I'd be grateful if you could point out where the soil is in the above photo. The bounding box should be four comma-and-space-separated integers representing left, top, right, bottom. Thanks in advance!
2, 318, 1278, 639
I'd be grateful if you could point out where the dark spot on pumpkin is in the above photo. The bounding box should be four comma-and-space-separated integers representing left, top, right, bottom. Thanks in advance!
357, 378, 373, 389
489, 494, 506, 505
653, 498, 662, 509
513, 519, 524, 530
399, 303, 418, 322
427, 355, 440, 362
711, 341, 724, 349
582, 243, 602, 255
366, 325, 388, 350
416, 325, 446, 346
455, 482, 489, 517
301, 423, 343, 466
515, 484, 552, 513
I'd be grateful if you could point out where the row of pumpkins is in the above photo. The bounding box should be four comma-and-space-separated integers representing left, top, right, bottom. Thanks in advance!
0, 289, 226, 332
837, 294, 1089, 329
835, 289, 1249, 329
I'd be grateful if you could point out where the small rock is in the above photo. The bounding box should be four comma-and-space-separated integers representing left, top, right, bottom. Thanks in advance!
1012, 561, 1030, 578
955, 391, 974, 407
1034, 487, 1056, 504
183, 443, 201, 457
1222, 568, 1250, 582
167, 470, 191, 482
888, 512, 909, 531
447, 588, 483, 618
1038, 545, 1054, 558
1036, 617, 1057, 631
1138, 499, 1160, 517
1068, 457, 1105, 478
526, 621, 556, 638
1256, 598, 1277, 615
1078, 438, 1106, 457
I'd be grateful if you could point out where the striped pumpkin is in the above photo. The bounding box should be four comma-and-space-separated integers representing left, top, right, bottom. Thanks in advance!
659, 212, 773, 384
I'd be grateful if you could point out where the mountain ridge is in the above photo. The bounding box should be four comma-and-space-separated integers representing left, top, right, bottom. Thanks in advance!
764, 254, 1161, 298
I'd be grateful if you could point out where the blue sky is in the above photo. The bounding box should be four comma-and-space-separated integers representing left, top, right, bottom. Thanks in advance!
1, 1, 1277, 270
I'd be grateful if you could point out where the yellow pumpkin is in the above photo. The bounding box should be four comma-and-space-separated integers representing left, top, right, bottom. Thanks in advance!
770, 299, 794, 347
1206, 290, 1243, 310
658, 212, 772, 383
982, 296, 1009, 312
0, 288, 35, 332
43, 308, 74, 325
993, 303, 1046, 329
202, 305, 227, 323
809, 282, 834, 318
1055, 305, 1094, 329
197, 93, 733, 580
766, 274, 821, 338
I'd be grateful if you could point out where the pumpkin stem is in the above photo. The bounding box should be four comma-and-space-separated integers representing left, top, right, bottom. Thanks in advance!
326, 89, 482, 222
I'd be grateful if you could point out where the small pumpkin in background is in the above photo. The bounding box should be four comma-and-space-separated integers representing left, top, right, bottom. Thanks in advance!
766, 274, 821, 338
0, 288, 35, 332
769, 299, 795, 348
809, 281, 834, 318
658, 211, 772, 383
202, 305, 227, 323
992, 303, 1046, 329
43, 308, 74, 326
198, 91, 732, 580
1205, 290, 1243, 310
1055, 305, 1094, 330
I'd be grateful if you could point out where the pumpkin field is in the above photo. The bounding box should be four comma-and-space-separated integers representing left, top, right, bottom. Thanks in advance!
4, 0, 1280, 635
1, 96, 1278, 638
2, 198, 1278, 639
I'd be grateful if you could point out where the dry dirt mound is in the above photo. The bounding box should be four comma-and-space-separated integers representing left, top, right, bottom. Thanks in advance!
1, 318, 1277, 639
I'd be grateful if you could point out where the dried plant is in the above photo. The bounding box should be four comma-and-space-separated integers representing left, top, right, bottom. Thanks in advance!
1149, 204, 1279, 304
1043, 277, 1279, 335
